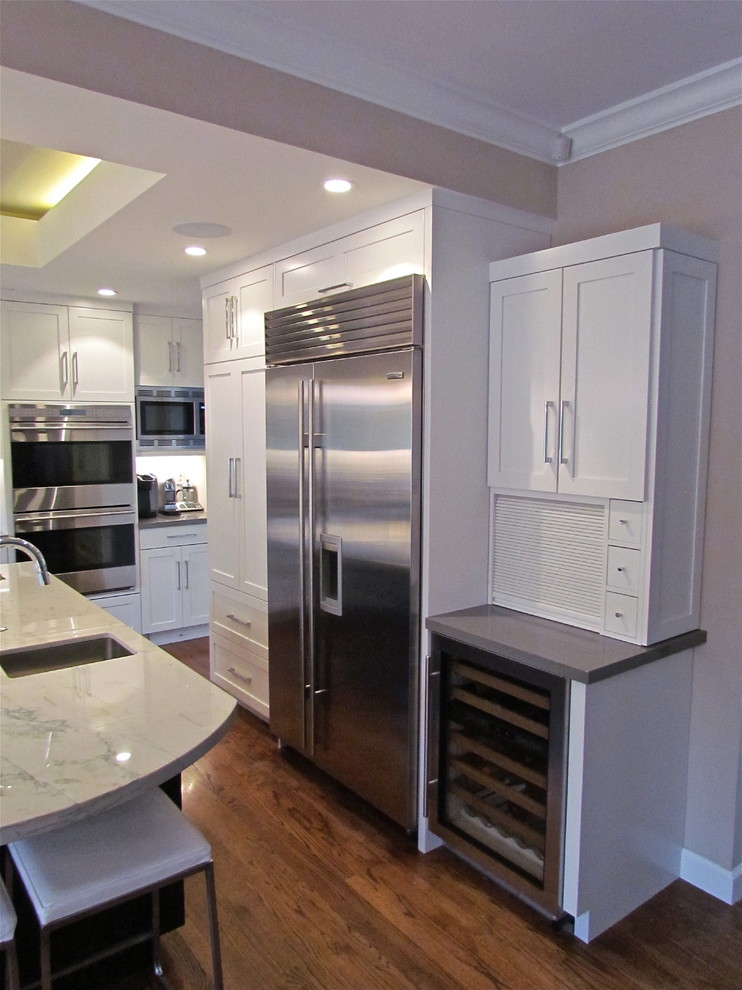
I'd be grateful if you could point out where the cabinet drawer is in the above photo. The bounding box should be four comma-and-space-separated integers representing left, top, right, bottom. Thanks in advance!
606, 546, 642, 594
604, 592, 639, 638
139, 523, 208, 550
211, 589, 268, 652
211, 636, 269, 719
608, 501, 643, 545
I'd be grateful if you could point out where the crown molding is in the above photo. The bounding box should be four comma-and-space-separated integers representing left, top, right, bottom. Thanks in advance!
564, 59, 742, 162
78, 3, 741, 165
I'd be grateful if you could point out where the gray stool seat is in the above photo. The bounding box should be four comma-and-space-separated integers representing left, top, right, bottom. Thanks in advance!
0, 878, 19, 990
8, 788, 223, 989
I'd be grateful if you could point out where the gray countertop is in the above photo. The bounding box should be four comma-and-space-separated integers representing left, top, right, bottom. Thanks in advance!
138, 510, 208, 528
425, 604, 706, 683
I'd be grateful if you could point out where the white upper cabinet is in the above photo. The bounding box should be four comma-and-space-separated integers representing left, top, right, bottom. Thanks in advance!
1, 301, 134, 402
489, 250, 653, 501
202, 264, 273, 364
136, 314, 203, 387
274, 211, 425, 308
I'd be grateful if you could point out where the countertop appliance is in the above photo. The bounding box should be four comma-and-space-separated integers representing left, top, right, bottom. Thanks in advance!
161, 477, 178, 513
8, 403, 137, 594
136, 386, 205, 450
137, 473, 158, 518
265, 275, 423, 830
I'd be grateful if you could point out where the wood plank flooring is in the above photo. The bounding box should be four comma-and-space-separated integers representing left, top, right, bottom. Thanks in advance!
104, 637, 741, 990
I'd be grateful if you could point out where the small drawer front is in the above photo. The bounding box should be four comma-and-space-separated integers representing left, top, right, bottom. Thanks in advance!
212, 637, 269, 719
139, 523, 208, 550
212, 590, 268, 651
605, 592, 639, 639
608, 501, 643, 545
606, 546, 642, 594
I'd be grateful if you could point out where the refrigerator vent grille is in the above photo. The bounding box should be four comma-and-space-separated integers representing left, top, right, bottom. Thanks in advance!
265, 274, 423, 364
491, 495, 605, 623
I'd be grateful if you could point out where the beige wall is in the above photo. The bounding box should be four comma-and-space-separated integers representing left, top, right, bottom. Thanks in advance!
554, 107, 742, 870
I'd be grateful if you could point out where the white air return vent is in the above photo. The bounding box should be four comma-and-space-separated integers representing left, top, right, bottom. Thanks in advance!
491, 495, 606, 628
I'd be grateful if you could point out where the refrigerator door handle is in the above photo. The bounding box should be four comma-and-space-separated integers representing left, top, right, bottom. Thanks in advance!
299, 378, 317, 754
319, 534, 343, 615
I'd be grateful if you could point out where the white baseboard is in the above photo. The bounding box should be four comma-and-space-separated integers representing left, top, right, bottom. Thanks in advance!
681, 848, 742, 904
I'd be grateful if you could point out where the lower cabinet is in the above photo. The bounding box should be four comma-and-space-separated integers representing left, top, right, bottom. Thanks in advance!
209, 584, 269, 719
89, 592, 142, 633
139, 523, 209, 639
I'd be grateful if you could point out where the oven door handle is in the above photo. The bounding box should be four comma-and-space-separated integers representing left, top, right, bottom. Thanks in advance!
15, 508, 136, 526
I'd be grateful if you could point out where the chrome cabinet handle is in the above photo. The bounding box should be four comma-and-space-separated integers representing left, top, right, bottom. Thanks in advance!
317, 282, 352, 294
176, 560, 182, 590
233, 457, 241, 498
226, 612, 251, 627
224, 298, 231, 341
176, 341, 182, 372
227, 666, 252, 685
168, 340, 173, 372
71, 351, 79, 388
227, 457, 234, 498
558, 400, 569, 466
543, 400, 554, 464
184, 559, 190, 589
60, 350, 69, 389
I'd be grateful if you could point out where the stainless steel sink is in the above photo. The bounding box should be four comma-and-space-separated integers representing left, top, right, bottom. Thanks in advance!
0, 634, 135, 677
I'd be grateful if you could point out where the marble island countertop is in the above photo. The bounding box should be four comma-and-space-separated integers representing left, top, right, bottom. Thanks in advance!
0, 562, 235, 844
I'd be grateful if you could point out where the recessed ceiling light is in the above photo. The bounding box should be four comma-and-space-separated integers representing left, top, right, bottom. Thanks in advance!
323, 178, 353, 193
97, 288, 117, 296
172, 221, 231, 238
185, 245, 207, 256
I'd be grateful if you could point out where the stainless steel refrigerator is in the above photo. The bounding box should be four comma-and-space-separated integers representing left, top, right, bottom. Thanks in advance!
265, 275, 423, 830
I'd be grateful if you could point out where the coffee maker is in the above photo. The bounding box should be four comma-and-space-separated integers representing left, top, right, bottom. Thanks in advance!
136, 473, 158, 518
161, 477, 179, 513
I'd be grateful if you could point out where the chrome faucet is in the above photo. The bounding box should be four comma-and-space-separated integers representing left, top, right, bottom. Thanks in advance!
0, 536, 52, 586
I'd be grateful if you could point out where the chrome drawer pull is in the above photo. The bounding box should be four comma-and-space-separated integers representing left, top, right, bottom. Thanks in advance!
227, 666, 252, 685
226, 612, 251, 627
317, 282, 351, 294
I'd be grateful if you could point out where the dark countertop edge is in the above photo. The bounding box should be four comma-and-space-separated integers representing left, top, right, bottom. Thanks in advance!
138, 511, 207, 528
425, 605, 706, 684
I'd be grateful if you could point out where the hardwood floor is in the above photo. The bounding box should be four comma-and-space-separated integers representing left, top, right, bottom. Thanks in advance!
104, 637, 742, 990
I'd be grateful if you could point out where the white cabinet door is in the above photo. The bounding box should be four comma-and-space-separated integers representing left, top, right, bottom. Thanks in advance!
136, 314, 172, 386
141, 547, 182, 633
559, 253, 653, 501
274, 242, 343, 308
342, 211, 425, 288
239, 367, 268, 599
234, 265, 273, 359
274, 211, 425, 308
182, 543, 210, 626
172, 318, 204, 386
68, 307, 135, 401
488, 270, 563, 491
202, 279, 235, 364
205, 362, 243, 588
1, 301, 69, 400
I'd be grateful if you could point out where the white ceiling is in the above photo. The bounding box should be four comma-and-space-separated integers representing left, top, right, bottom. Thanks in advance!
1, 0, 740, 318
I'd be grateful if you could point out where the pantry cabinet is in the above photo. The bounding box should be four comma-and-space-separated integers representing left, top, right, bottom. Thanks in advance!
139, 523, 209, 637
204, 359, 267, 599
202, 264, 273, 363
1, 300, 134, 402
135, 314, 203, 387
488, 225, 717, 645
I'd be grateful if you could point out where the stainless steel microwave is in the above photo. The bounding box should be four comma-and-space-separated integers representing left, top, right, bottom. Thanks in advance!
136, 386, 205, 450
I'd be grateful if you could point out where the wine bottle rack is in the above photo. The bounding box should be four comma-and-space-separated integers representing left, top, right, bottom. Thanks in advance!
428, 634, 568, 917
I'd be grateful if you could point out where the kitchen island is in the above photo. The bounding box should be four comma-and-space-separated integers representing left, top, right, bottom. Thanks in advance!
0, 561, 235, 844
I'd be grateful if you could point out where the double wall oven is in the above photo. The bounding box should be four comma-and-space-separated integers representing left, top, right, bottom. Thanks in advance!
8, 404, 137, 595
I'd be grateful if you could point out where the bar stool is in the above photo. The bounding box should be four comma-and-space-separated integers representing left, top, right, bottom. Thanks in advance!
7, 788, 223, 990
0, 877, 20, 990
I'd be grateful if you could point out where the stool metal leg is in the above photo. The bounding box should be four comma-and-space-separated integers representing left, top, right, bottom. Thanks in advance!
40, 928, 53, 990
4, 940, 20, 990
204, 862, 224, 990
